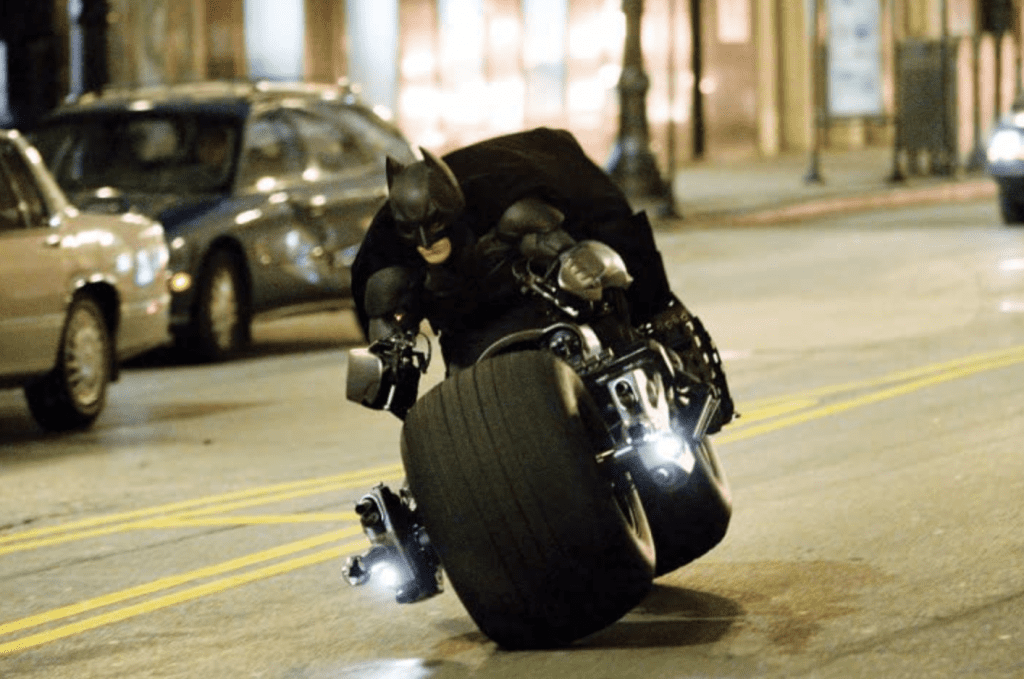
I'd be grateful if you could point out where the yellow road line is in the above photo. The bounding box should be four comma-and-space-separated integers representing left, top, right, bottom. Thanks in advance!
0, 463, 403, 546
738, 344, 1024, 410
730, 398, 819, 425
0, 539, 366, 656
718, 349, 1024, 444
133, 514, 356, 528
5, 344, 1024, 656
0, 468, 403, 556
0, 527, 362, 641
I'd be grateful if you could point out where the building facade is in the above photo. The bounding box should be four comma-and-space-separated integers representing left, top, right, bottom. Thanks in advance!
5, 0, 1022, 174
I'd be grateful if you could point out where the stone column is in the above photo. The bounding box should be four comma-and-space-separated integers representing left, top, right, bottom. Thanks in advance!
753, 0, 780, 156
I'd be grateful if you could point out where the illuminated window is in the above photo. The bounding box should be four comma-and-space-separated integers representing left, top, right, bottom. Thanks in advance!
346, 0, 399, 114
439, 0, 485, 83
523, 0, 568, 116
245, 0, 305, 81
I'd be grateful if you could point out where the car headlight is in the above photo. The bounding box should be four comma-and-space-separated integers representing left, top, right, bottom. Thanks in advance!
988, 129, 1024, 163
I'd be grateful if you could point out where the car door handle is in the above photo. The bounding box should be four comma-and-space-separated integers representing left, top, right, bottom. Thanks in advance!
43, 233, 62, 248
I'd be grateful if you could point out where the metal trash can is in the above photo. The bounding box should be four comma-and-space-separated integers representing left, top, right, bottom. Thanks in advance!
895, 38, 962, 176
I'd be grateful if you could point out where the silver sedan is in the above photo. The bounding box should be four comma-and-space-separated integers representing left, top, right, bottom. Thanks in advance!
0, 129, 170, 431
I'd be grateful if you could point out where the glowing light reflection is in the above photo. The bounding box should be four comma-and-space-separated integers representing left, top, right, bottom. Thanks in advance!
235, 209, 262, 225
135, 250, 156, 286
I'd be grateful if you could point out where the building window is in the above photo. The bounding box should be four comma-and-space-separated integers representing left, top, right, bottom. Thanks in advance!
523, 0, 568, 118
346, 0, 399, 115
245, 0, 305, 81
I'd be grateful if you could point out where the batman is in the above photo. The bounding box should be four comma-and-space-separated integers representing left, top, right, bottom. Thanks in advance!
353, 129, 671, 348
350, 127, 732, 426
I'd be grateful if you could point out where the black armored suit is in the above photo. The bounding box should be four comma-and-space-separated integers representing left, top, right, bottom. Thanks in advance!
352, 128, 674, 362
351, 127, 733, 429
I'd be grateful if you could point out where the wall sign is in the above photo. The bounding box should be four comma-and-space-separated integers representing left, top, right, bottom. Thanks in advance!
827, 0, 884, 118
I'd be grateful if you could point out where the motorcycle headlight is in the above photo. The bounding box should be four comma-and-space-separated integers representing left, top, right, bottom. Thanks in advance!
988, 129, 1024, 163
372, 561, 406, 591
639, 432, 696, 486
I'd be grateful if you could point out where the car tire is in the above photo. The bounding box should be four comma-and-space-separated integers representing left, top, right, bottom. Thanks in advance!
999, 185, 1024, 225
401, 351, 655, 649
631, 436, 732, 576
24, 295, 111, 432
185, 249, 250, 362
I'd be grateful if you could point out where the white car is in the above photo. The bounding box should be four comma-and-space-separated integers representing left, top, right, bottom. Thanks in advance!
0, 130, 170, 431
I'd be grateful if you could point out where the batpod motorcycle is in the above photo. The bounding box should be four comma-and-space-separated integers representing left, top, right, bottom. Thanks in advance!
342, 239, 732, 649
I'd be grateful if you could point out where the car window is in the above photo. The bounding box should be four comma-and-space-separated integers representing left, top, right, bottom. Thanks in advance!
0, 141, 48, 228
0, 159, 24, 231
321, 104, 416, 164
238, 115, 305, 191
286, 109, 374, 172
32, 114, 241, 195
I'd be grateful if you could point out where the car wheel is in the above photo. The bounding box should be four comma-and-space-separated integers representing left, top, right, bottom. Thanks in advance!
24, 295, 111, 432
187, 249, 250, 362
999, 186, 1024, 225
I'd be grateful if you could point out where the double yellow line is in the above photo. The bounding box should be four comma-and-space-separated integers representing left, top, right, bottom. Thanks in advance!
0, 463, 404, 556
4, 343, 1024, 656
719, 343, 1024, 444
0, 463, 404, 656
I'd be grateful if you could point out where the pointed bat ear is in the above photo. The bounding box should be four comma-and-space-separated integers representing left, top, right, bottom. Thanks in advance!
420, 147, 465, 209
385, 156, 405, 189
420, 148, 459, 188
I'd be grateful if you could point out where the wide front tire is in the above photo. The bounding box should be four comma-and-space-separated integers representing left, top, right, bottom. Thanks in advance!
633, 436, 732, 576
24, 295, 111, 432
401, 351, 655, 649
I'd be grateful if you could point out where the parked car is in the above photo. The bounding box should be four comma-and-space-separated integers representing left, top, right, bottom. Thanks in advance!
986, 95, 1024, 224
0, 129, 170, 431
30, 80, 417, 360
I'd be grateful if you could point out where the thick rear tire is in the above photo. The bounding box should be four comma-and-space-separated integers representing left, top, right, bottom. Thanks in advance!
24, 295, 111, 431
633, 437, 732, 576
401, 351, 655, 649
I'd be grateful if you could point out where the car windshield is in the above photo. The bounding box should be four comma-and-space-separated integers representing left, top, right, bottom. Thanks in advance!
32, 113, 241, 194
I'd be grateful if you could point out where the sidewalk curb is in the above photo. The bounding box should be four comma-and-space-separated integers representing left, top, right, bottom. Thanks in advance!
732, 178, 997, 226
653, 177, 997, 228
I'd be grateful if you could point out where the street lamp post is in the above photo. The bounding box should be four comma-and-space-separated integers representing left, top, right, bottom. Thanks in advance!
805, 0, 824, 184
607, 0, 671, 211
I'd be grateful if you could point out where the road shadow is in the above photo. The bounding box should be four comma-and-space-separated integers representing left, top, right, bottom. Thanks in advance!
0, 312, 362, 446
0, 408, 47, 443
0, 400, 267, 453
426, 583, 742, 661
124, 310, 368, 371
574, 584, 743, 649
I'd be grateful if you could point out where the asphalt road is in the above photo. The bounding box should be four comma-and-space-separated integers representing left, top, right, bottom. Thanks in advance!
1, 199, 1023, 678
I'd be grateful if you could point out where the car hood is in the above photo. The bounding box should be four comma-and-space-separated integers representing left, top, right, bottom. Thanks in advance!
69, 188, 228, 235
